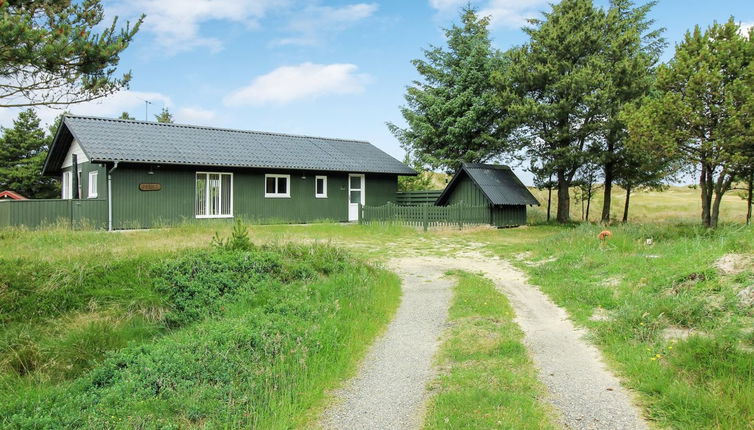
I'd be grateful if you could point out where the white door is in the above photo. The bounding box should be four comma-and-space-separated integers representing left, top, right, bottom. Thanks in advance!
348, 174, 365, 221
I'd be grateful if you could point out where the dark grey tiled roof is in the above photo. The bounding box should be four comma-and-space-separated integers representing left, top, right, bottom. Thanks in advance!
54, 116, 415, 175
437, 163, 540, 206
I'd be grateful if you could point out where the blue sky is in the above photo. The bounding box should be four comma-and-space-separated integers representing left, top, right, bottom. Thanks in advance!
3, 0, 753, 184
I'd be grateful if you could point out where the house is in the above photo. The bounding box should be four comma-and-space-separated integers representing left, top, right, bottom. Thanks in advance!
435, 163, 539, 227
0, 191, 27, 200
41, 116, 416, 230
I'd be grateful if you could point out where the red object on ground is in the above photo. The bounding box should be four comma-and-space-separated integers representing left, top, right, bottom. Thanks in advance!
0, 190, 28, 200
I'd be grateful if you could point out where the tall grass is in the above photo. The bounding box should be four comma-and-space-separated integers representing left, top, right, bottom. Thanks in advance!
514, 223, 754, 429
1, 236, 401, 428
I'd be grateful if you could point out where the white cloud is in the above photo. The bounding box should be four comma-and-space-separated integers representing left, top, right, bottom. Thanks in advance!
739, 22, 753, 38
480, 0, 549, 28
0, 91, 218, 129
428, 0, 549, 29
224, 62, 370, 106
115, 0, 288, 53
276, 3, 378, 46
428, 0, 466, 11
175, 107, 217, 124
0, 91, 171, 129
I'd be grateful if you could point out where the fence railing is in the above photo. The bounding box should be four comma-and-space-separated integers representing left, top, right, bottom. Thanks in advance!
360, 202, 489, 230
0, 199, 107, 229
395, 190, 443, 206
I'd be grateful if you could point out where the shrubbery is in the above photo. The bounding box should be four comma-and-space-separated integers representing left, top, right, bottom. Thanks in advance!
1, 239, 400, 429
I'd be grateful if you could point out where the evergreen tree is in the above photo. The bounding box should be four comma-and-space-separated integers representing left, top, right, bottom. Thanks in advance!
507, 0, 607, 222
0, 1, 143, 108
624, 19, 754, 227
388, 7, 515, 172
0, 109, 59, 198
119, 112, 135, 120
154, 107, 174, 123
598, 0, 665, 223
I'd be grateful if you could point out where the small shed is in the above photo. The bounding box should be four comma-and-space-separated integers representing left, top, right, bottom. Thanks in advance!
435, 163, 539, 227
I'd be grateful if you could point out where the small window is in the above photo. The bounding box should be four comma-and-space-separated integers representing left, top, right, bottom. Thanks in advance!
62, 171, 72, 199
264, 174, 290, 198
315, 176, 327, 198
88, 171, 98, 198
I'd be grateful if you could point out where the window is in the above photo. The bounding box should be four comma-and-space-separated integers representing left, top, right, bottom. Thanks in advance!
265, 174, 290, 198
62, 171, 72, 199
315, 176, 327, 198
195, 172, 233, 218
88, 171, 98, 198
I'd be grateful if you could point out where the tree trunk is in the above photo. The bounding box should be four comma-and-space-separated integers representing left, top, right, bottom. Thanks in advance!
601, 162, 614, 223
586, 182, 593, 222
747, 172, 753, 225
710, 170, 733, 228
546, 182, 552, 222
700, 165, 713, 227
556, 170, 571, 223
622, 185, 632, 223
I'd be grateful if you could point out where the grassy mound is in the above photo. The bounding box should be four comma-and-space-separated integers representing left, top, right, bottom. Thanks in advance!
1, 236, 400, 428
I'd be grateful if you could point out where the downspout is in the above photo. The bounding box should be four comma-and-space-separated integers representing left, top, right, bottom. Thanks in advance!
108, 161, 119, 231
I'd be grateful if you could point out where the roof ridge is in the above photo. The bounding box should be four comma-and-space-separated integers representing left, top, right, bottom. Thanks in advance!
63, 114, 371, 145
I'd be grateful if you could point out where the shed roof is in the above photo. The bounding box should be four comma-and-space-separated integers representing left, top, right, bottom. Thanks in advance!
436, 163, 539, 206
0, 190, 27, 200
43, 116, 416, 176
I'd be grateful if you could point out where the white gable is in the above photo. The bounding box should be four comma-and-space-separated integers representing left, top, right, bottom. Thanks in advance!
61, 139, 89, 168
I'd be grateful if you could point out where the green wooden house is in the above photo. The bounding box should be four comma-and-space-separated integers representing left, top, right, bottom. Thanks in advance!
40, 116, 416, 230
435, 163, 539, 227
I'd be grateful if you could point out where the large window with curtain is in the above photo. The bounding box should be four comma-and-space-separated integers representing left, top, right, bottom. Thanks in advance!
196, 172, 233, 218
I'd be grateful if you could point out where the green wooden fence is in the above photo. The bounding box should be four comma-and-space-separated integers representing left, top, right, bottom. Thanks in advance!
395, 190, 443, 205
0, 199, 108, 229
361, 202, 490, 230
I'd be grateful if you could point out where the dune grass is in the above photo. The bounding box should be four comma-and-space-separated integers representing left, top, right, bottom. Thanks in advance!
527, 185, 750, 224
0, 228, 401, 428
423, 271, 556, 430
509, 223, 754, 429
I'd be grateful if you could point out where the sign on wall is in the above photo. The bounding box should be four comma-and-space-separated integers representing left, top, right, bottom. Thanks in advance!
139, 183, 161, 191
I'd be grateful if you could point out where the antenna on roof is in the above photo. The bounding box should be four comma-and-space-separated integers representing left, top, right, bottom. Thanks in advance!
135, 96, 153, 121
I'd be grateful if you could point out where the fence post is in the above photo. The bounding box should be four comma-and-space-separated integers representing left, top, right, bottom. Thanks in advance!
387, 201, 393, 224
458, 204, 463, 230
358, 203, 363, 224
422, 204, 428, 232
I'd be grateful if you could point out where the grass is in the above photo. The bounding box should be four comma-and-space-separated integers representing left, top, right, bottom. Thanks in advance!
528, 185, 750, 224
2, 184, 753, 428
511, 223, 754, 429
0, 228, 401, 428
423, 271, 557, 430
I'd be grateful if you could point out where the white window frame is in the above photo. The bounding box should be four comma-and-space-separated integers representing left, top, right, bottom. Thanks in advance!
315, 175, 328, 198
195, 171, 234, 219
62, 171, 72, 199
264, 174, 291, 198
88, 171, 98, 198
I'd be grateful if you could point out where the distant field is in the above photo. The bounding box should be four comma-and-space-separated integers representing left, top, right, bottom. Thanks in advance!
528, 185, 750, 224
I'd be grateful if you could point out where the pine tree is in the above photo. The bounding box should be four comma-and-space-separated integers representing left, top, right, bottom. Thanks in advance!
624, 19, 754, 227
388, 7, 515, 172
507, 0, 607, 222
154, 107, 174, 124
0, 109, 59, 198
598, 0, 665, 223
0, 1, 143, 108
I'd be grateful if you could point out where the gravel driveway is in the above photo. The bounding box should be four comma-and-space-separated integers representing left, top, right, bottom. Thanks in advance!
320, 257, 453, 430
320, 253, 648, 430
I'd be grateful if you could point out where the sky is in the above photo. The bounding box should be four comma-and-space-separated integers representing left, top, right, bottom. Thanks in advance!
2, 0, 753, 185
